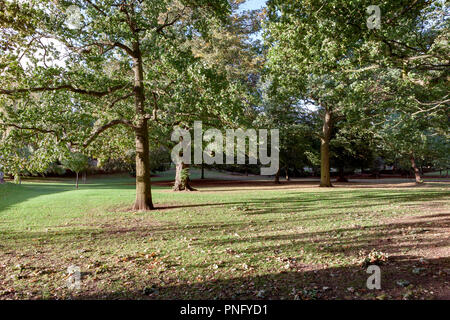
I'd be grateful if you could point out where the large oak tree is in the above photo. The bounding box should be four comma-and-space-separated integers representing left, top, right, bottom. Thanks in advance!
264, 0, 448, 187
0, 0, 230, 210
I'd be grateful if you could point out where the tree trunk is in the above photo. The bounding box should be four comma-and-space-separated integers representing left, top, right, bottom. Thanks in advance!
201, 163, 205, 180
285, 167, 290, 181
173, 162, 196, 191
274, 168, 281, 184
82, 171, 87, 184
410, 155, 423, 184
320, 109, 333, 187
133, 125, 154, 209
75, 172, 79, 189
336, 166, 348, 182
132, 40, 154, 211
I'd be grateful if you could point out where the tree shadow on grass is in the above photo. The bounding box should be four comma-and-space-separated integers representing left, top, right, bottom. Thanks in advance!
152, 189, 450, 219
1, 175, 448, 216
0, 183, 76, 214
1, 187, 449, 246
70, 255, 450, 300
159, 255, 449, 300
2, 210, 448, 300
75, 211, 449, 300
238, 189, 450, 215
0, 176, 149, 214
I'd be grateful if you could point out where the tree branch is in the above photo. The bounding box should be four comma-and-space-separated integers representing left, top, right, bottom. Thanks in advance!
0, 122, 58, 135
108, 93, 134, 109
0, 122, 66, 143
155, 7, 188, 34
84, 0, 107, 16
83, 119, 136, 148
0, 84, 127, 97
411, 96, 449, 116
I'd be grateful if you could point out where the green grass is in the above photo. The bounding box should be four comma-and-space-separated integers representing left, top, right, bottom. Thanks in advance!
0, 173, 449, 300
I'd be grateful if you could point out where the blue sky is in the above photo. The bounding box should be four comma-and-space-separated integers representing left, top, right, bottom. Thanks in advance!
239, 0, 267, 11
238, 0, 267, 40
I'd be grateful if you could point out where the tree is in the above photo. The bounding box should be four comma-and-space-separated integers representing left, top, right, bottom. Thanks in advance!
0, 125, 56, 183
168, 0, 263, 190
331, 124, 377, 182
0, 0, 230, 210
173, 162, 195, 191
265, 1, 366, 187
265, 0, 448, 187
258, 78, 316, 183
62, 152, 89, 188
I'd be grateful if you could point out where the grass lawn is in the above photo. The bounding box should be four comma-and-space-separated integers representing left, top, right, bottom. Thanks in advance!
0, 172, 449, 300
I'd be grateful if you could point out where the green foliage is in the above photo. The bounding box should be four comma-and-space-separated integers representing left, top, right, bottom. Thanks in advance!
44, 162, 67, 176
331, 124, 377, 173
126, 146, 171, 176
61, 152, 89, 174
1, 0, 448, 182
0, 0, 233, 177
258, 78, 318, 172
264, 0, 449, 176
305, 151, 320, 167
180, 167, 190, 184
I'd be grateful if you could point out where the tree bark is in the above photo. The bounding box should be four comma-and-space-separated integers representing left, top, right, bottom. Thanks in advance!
285, 167, 290, 181
133, 124, 154, 209
410, 155, 423, 184
82, 171, 87, 184
337, 166, 348, 182
131, 40, 154, 210
274, 168, 281, 184
320, 109, 333, 187
75, 172, 79, 189
201, 163, 205, 179
173, 162, 196, 191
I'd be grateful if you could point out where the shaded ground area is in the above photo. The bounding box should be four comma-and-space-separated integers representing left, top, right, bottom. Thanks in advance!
0, 173, 449, 300
75, 207, 450, 300
154, 178, 450, 191
150, 168, 450, 190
